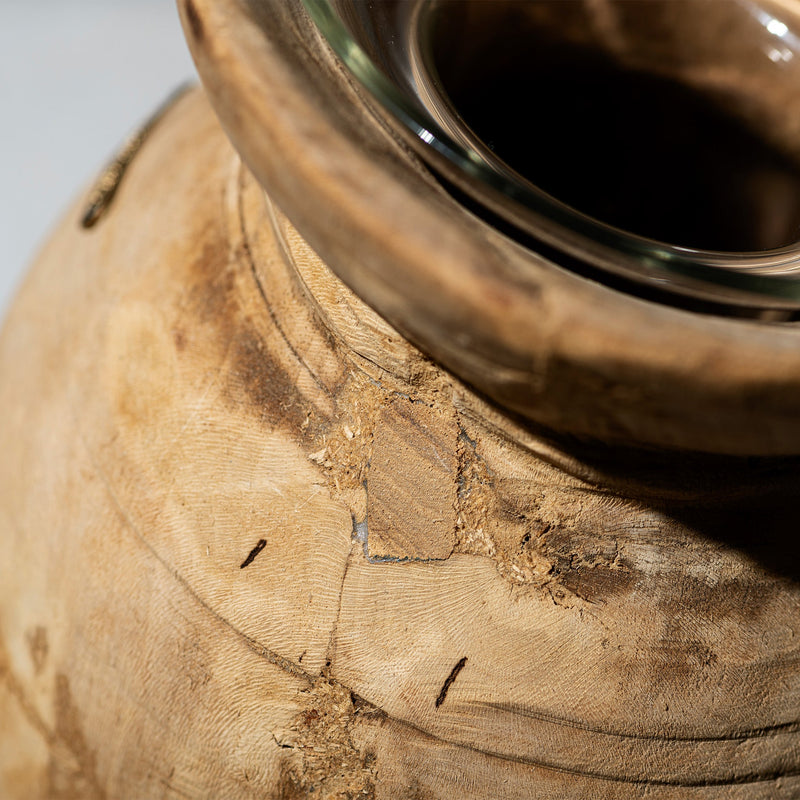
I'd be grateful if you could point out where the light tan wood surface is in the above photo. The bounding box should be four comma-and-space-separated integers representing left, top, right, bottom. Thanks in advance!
1, 86, 799, 798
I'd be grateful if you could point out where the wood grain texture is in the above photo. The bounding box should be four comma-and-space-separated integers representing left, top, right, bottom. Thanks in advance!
178, 0, 800, 456
366, 398, 458, 562
1, 87, 800, 797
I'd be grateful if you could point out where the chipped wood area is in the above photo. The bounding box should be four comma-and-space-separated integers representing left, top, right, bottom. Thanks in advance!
186, 0, 800, 457
1, 89, 800, 800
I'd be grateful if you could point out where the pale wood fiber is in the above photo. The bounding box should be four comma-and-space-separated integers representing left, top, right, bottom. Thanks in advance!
1, 88, 799, 798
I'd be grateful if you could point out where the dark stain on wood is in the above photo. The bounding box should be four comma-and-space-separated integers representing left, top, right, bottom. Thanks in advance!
435, 656, 467, 709
301, 708, 319, 725
172, 327, 187, 352
184, 232, 319, 439
184, 0, 205, 43
186, 237, 234, 321
230, 326, 311, 434
240, 538, 268, 569
560, 563, 637, 605
48, 673, 106, 799
26, 626, 48, 675
0, 635, 55, 747
273, 764, 305, 800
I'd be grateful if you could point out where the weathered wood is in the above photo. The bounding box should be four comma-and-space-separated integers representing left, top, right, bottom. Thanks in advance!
178, 0, 800, 456
365, 397, 458, 562
1, 86, 800, 798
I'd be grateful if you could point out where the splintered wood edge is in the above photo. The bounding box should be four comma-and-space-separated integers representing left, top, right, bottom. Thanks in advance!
179, 0, 800, 456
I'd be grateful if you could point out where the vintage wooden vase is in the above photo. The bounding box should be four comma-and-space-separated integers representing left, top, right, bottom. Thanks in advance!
3, 1, 800, 797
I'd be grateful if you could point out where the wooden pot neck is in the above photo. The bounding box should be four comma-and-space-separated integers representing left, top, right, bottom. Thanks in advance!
246, 174, 800, 516
180, 0, 800, 456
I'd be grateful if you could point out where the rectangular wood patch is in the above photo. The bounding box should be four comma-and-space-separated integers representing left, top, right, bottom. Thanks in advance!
366, 397, 457, 561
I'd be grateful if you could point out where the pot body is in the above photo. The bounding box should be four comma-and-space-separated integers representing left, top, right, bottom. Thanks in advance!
1, 89, 800, 799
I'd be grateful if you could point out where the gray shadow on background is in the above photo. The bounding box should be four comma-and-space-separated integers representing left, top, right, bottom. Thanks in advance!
0, 0, 196, 315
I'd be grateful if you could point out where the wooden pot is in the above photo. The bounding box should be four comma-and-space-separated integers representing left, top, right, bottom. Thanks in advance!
2, 1, 800, 797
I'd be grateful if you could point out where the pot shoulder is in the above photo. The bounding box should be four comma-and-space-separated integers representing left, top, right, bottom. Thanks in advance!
1, 87, 799, 799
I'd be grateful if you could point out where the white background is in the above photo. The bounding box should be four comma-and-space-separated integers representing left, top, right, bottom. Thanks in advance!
0, 1, 197, 315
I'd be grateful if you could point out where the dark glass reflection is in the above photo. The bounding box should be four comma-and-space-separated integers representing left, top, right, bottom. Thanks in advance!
428, 1, 800, 252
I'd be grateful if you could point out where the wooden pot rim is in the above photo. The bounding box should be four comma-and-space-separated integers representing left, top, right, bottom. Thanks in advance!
180, 0, 800, 456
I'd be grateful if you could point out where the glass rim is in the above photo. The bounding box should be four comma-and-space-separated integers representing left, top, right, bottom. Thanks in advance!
301, 0, 800, 309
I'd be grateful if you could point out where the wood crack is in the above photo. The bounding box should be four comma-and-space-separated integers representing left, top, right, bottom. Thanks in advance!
248, 177, 334, 398
240, 538, 267, 569
76, 436, 800, 790
365, 710, 800, 788
483, 700, 800, 744
435, 656, 467, 709
323, 524, 360, 674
